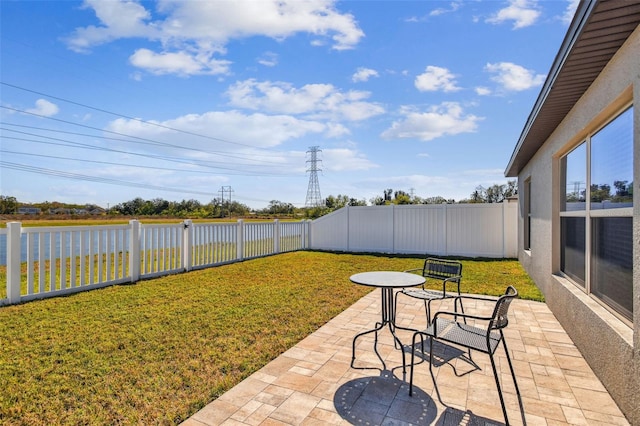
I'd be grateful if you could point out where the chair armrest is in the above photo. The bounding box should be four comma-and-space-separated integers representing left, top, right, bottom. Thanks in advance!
452, 293, 499, 304
403, 268, 423, 274
449, 293, 499, 313
441, 275, 462, 293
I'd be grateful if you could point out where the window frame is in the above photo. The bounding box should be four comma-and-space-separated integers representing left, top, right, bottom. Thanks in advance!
523, 178, 531, 251
558, 104, 633, 325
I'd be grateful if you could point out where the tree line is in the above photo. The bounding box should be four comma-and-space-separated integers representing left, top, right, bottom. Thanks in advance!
0, 180, 518, 219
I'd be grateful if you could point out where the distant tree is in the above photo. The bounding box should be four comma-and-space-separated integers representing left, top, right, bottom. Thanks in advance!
485, 185, 503, 203
590, 184, 611, 203
421, 196, 450, 204
265, 200, 295, 215
112, 197, 147, 215
612, 180, 632, 202
393, 190, 411, 204
370, 195, 386, 205
325, 194, 350, 209
0, 195, 18, 214
348, 198, 367, 206
465, 180, 517, 203
505, 180, 518, 198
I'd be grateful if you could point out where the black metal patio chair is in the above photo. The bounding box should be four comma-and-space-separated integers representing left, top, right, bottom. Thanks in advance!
394, 257, 463, 326
409, 285, 526, 426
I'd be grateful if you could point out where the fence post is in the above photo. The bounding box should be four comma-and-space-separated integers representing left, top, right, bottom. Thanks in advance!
236, 219, 244, 260
304, 220, 309, 249
274, 219, 280, 253
129, 220, 140, 283
183, 219, 193, 272
6, 222, 22, 304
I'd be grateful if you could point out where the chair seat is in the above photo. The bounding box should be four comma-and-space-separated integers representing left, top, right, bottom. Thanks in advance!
402, 288, 452, 301
425, 318, 501, 354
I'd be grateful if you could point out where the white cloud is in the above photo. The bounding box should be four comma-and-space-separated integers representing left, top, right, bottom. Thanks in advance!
486, 0, 541, 29
257, 51, 278, 67
65, 0, 158, 52
66, 0, 364, 75
352, 67, 379, 83
322, 148, 377, 171
381, 102, 482, 141
129, 48, 232, 76
415, 66, 460, 92
225, 79, 385, 121
107, 110, 327, 150
485, 62, 545, 91
475, 86, 491, 96
561, 0, 580, 25
26, 99, 59, 117
430, 1, 462, 17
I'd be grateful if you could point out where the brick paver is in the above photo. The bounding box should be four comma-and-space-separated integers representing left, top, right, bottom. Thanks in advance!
183, 291, 629, 426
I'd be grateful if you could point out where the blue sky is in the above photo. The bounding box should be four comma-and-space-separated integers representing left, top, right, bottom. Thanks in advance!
0, 0, 578, 209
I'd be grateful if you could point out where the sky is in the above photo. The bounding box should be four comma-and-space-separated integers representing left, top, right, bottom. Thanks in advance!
0, 0, 579, 210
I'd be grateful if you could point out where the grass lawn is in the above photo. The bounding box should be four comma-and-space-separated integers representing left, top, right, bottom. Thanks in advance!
0, 251, 540, 425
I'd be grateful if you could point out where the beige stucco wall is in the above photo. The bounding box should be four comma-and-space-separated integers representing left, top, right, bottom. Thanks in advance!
516, 26, 640, 424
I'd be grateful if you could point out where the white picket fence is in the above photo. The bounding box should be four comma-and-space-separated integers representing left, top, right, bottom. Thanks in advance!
0, 203, 517, 305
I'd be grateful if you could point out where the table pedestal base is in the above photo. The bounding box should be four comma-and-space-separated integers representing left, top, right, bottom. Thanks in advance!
351, 287, 418, 378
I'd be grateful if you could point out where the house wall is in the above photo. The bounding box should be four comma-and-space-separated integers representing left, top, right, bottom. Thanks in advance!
517, 26, 639, 424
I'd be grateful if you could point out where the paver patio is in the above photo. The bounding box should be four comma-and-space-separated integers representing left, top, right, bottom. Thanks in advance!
181, 290, 629, 425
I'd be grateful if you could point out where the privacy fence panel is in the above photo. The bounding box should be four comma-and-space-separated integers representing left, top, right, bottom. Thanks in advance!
309, 203, 517, 258
308, 209, 348, 251
393, 205, 446, 254
348, 206, 395, 252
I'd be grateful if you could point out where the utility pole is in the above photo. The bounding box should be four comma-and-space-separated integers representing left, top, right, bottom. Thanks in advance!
305, 146, 322, 208
218, 185, 234, 217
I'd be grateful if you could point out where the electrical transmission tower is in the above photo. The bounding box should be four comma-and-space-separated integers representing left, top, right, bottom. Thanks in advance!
305, 146, 323, 207
218, 185, 234, 217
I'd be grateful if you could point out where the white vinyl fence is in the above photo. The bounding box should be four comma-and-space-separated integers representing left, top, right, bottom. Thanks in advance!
1, 203, 517, 306
309, 203, 517, 258
1, 219, 309, 306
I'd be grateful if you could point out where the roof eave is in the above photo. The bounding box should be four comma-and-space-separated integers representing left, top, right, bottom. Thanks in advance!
504, 0, 597, 177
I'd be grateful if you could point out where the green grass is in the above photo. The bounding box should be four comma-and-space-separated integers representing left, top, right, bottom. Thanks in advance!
0, 251, 541, 425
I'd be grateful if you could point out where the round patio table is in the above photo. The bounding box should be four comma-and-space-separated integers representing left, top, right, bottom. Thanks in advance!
350, 271, 425, 377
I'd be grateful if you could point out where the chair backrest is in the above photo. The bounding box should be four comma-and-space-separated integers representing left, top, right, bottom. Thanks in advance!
422, 258, 462, 282
489, 285, 518, 330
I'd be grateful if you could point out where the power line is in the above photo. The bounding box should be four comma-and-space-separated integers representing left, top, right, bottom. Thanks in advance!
1, 81, 282, 152
0, 111, 285, 165
0, 149, 256, 176
0, 161, 214, 197
0, 128, 291, 175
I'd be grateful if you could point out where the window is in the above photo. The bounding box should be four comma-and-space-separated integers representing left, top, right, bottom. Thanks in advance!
559, 106, 633, 323
524, 178, 531, 251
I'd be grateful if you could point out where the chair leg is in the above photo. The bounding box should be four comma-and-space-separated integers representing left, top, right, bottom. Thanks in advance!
488, 351, 510, 425
409, 332, 420, 396
502, 337, 527, 425
428, 336, 444, 405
